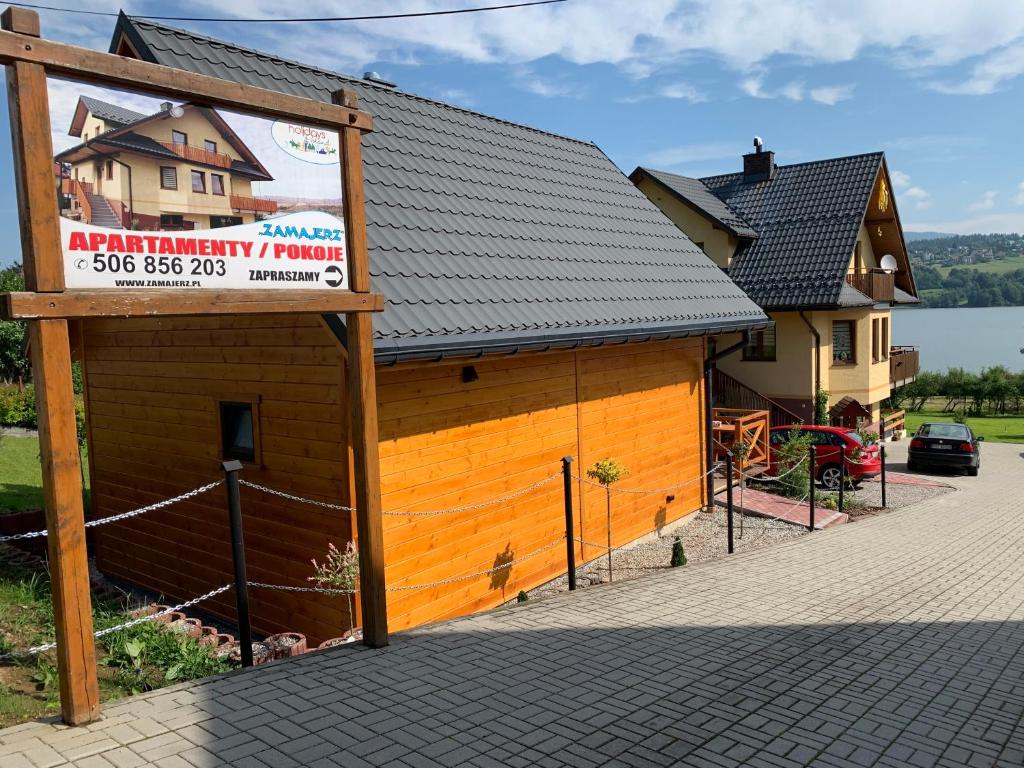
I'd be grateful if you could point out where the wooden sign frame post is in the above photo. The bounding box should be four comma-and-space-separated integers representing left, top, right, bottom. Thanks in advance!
0, 6, 387, 725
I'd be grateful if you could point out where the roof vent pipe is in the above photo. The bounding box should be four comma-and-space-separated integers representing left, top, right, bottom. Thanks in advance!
362, 71, 397, 88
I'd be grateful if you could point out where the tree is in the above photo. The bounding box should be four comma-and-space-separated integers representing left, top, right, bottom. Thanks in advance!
0, 264, 27, 385
586, 459, 627, 583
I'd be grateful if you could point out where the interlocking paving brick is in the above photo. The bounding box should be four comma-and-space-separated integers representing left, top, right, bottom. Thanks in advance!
2, 443, 1024, 766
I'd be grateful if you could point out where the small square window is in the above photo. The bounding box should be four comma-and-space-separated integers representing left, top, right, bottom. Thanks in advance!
743, 327, 776, 362
204, 139, 218, 153
191, 170, 206, 193
171, 129, 188, 145
160, 166, 177, 190
832, 321, 855, 365
220, 401, 255, 463
211, 174, 225, 195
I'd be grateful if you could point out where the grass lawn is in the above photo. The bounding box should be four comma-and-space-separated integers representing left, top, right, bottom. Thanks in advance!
0, 554, 232, 728
0, 435, 88, 513
936, 253, 1024, 277
904, 410, 1024, 444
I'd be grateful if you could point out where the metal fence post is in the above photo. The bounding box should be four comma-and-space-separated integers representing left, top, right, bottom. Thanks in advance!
808, 445, 816, 532
222, 460, 253, 668
561, 456, 576, 591
726, 453, 734, 554
838, 446, 845, 515
880, 445, 887, 508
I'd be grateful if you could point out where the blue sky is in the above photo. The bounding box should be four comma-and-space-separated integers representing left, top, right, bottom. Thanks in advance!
2, 0, 1024, 267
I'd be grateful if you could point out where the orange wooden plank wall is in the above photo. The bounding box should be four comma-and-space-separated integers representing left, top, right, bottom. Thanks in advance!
82, 315, 355, 645
82, 315, 707, 640
377, 338, 706, 631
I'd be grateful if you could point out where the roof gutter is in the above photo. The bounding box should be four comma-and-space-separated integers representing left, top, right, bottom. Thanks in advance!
799, 310, 821, 423
345, 316, 771, 366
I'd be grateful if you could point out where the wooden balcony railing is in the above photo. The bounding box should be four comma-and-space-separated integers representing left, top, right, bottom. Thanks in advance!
889, 346, 919, 386
712, 368, 804, 427
712, 408, 770, 469
159, 141, 233, 169
846, 269, 895, 302
230, 194, 279, 214
73, 179, 92, 224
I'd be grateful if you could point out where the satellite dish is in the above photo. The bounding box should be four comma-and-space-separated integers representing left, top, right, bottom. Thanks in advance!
169, 105, 185, 119
879, 254, 898, 274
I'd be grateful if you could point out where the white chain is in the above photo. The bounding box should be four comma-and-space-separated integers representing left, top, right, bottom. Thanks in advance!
86, 481, 224, 528
386, 537, 566, 591
745, 455, 809, 482
384, 472, 561, 517
575, 464, 720, 495
25, 584, 233, 655
0, 481, 224, 543
249, 581, 357, 595
239, 480, 354, 511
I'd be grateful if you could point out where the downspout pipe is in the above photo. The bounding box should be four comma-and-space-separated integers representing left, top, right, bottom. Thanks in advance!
703, 330, 751, 513
799, 311, 821, 424
111, 157, 133, 227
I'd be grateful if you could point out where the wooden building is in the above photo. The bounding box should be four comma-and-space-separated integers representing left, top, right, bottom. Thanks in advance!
77, 15, 768, 643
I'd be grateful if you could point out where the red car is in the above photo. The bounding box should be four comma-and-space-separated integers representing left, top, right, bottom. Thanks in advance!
769, 425, 881, 490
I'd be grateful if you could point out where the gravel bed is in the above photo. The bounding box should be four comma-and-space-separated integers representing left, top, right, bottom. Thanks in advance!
526, 508, 807, 600
525, 474, 956, 600
841, 474, 955, 521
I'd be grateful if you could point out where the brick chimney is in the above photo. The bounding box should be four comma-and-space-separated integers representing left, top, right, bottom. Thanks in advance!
743, 136, 775, 182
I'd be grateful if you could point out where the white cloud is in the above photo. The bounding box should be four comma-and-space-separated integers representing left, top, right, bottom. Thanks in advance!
642, 141, 744, 168
968, 191, 998, 211
809, 84, 855, 104
889, 171, 931, 209
738, 77, 853, 105
35, 0, 1023, 92
514, 67, 579, 98
1015, 181, 1024, 205
658, 82, 707, 102
890, 170, 912, 189
906, 212, 1024, 235
779, 81, 805, 101
931, 40, 1024, 94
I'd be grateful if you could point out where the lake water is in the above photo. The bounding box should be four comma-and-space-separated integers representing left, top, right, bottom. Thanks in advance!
892, 306, 1024, 373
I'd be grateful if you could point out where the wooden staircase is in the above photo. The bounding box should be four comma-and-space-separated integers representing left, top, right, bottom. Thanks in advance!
712, 368, 803, 427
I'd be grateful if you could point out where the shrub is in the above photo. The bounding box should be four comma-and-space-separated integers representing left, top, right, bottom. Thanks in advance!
100, 621, 229, 695
774, 431, 814, 499
0, 385, 37, 428
670, 537, 686, 567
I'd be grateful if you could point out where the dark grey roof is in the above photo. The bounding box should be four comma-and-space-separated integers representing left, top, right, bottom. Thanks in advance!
632, 167, 758, 239
80, 95, 147, 127
111, 14, 767, 363
893, 287, 920, 305
56, 131, 273, 181
699, 153, 884, 309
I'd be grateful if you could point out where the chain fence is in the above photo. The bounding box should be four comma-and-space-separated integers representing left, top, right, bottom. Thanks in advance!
574, 463, 721, 495
13, 583, 234, 657
0, 480, 224, 543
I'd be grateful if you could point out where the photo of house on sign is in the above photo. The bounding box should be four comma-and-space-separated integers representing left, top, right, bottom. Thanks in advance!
49, 78, 347, 291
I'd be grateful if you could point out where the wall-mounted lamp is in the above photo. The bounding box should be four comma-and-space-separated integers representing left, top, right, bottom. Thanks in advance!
666, 494, 676, 504
462, 365, 479, 383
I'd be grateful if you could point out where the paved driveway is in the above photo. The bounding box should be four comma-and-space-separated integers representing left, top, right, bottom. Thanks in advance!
2, 443, 1023, 768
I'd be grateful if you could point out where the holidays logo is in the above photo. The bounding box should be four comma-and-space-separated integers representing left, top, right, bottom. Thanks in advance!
271, 120, 339, 165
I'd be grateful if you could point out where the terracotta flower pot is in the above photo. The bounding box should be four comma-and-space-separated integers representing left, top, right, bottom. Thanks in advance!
266, 632, 307, 659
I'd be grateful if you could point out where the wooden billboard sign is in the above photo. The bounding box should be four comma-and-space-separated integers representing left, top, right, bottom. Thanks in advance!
0, 6, 387, 725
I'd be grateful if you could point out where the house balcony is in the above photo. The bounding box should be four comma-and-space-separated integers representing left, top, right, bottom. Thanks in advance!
159, 141, 233, 169
846, 269, 895, 303
889, 345, 919, 387
230, 194, 279, 214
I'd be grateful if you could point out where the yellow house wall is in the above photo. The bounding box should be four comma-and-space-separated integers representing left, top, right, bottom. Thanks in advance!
717, 311, 814, 402
634, 176, 737, 268
814, 307, 892, 416
69, 106, 258, 228
848, 224, 880, 273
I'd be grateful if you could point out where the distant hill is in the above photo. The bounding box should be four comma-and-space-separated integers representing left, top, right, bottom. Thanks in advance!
904, 231, 956, 242
909, 232, 1024, 307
